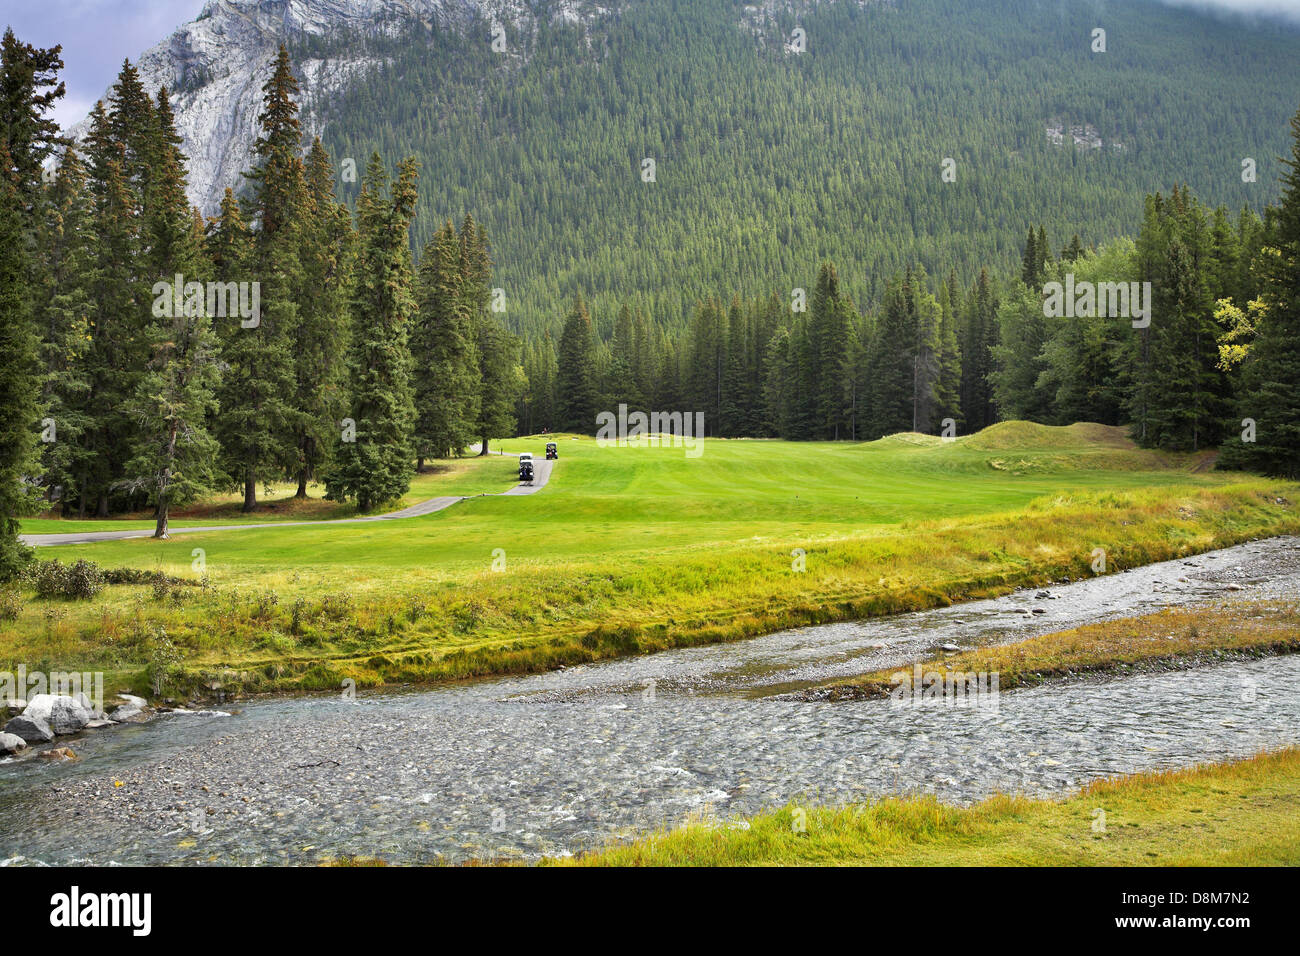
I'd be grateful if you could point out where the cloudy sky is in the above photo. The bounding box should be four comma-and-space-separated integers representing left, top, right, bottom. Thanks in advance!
4, 0, 1299, 132
5, 0, 204, 130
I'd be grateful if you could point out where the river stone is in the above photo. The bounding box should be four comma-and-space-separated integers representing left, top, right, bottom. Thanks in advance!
110, 703, 145, 723
24, 694, 92, 735
4, 713, 54, 744
73, 692, 108, 720
0, 731, 27, 755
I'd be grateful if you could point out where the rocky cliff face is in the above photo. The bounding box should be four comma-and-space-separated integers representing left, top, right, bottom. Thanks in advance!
71, 0, 612, 215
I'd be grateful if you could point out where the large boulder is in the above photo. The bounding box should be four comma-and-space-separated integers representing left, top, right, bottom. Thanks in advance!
23, 694, 92, 735
0, 732, 27, 755
4, 714, 54, 744
73, 692, 108, 721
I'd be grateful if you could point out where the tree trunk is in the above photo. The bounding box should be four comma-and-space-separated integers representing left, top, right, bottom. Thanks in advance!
96, 493, 108, 518
154, 494, 169, 539
417, 456, 425, 473
243, 470, 256, 512
479, 434, 489, 456
295, 469, 308, 499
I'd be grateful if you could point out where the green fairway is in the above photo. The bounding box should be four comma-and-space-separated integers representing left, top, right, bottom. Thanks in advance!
23, 423, 1233, 574
4, 423, 1298, 695
18, 454, 520, 533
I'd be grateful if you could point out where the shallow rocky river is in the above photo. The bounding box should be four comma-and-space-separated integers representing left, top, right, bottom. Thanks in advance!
2, 536, 1298, 865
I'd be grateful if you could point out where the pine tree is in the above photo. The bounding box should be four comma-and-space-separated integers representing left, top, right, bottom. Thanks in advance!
989, 281, 1052, 421
326, 154, 419, 511
934, 276, 962, 429
411, 221, 480, 461
461, 216, 519, 454
1223, 104, 1300, 477
32, 146, 93, 513
810, 263, 852, 439
122, 88, 222, 538
82, 98, 145, 516
911, 271, 942, 433
959, 269, 998, 431
224, 44, 303, 511
0, 28, 64, 215
866, 273, 917, 437
292, 138, 353, 495
0, 144, 38, 578
556, 295, 598, 432
1019, 226, 1039, 287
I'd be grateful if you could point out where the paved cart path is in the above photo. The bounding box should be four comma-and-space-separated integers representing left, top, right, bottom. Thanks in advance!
20, 458, 555, 547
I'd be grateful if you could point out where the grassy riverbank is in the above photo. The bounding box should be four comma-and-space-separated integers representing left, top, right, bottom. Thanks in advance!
809, 600, 1300, 699
2, 423, 1298, 698
558, 748, 1300, 866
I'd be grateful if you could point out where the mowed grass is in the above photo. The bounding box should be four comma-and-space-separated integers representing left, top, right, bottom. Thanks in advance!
557, 748, 1300, 866
3, 422, 1298, 696
18, 454, 519, 533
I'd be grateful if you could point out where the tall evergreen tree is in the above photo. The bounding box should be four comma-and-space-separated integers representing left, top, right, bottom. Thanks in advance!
0, 143, 38, 578
1222, 104, 1300, 477
556, 295, 598, 432
291, 137, 353, 495
460, 215, 519, 454
32, 146, 93, 512
123, 88, 222, 538
412, 221, 480, 461
223, 44, 302, 511
326, 154, 419, 511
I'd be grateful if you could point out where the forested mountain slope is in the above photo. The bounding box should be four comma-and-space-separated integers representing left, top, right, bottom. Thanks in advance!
310, 0, 1300, 331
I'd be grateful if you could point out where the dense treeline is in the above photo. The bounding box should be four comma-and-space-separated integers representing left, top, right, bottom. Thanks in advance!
313, 0, 1300, 336
524, 106, 1300, 486
0, 36, 519, 572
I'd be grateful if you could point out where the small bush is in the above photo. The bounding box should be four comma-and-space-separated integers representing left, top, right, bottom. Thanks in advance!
319, 591, 355, 620
25, 558, 107, 599
0, 588, 21, 621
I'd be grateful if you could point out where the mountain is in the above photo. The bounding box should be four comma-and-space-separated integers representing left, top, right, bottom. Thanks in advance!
69, 0, 595, 215
76, 0, 1300, 332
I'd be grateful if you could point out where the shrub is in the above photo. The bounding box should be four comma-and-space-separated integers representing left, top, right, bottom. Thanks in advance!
26, 558, 107, 599
0, 588, 21, 621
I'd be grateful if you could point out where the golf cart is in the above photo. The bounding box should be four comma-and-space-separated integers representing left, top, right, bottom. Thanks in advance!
545, 442, 558, 460
518, 453, 535, 484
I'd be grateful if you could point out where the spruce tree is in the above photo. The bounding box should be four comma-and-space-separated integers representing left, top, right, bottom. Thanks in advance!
412, 221, 480, 461
224, 44, 302, 511
934, 276, 962, 429
32, 146, 93, 513
461, 216, 519, 454
326, 154, 419, 511
0, 144, 38, 578
123, 88, 222, 538
866, 273, 918, 437
556, 295, 598, 433
292, 137, 353, 495
82, 99, 144, 516
0, 28, 64, 214
1224, 104, 1300, 477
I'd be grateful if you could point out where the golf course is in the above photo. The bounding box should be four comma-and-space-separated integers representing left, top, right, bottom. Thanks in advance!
5, 422, 1299, 698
